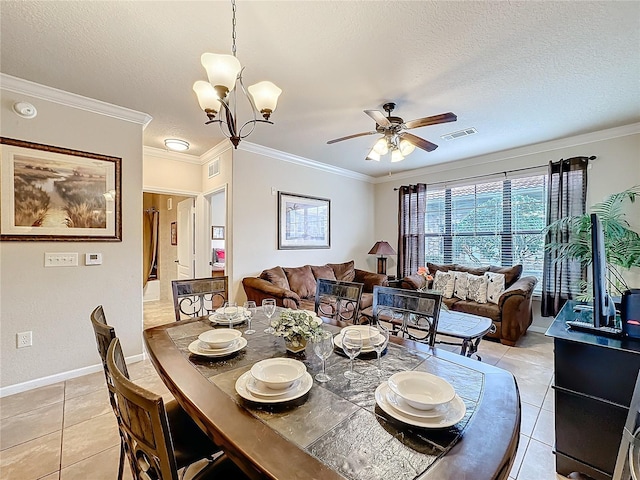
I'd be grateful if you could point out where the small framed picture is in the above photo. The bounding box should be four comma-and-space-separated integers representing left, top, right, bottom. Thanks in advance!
170, 222, 177, 245
212, 225, 225, 240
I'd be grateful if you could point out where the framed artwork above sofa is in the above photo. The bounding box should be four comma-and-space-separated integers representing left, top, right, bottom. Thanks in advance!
278, 192, 330, 249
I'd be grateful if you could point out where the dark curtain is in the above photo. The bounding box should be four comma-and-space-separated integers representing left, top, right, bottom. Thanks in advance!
397, 184, 426, 278
541, 156, 589, 317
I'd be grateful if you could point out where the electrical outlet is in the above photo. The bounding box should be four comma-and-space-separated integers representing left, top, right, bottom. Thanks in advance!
17, 331, 32, 348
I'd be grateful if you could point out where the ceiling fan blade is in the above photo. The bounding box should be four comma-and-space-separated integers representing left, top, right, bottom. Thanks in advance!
404, 112, 457, 130
401, 132, 438, 152
364, 109, 391, 127
327, 131, 377, 144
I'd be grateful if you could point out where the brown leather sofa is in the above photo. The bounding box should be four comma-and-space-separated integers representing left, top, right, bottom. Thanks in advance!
399, 263, 537, 346
242, 260, 388, 314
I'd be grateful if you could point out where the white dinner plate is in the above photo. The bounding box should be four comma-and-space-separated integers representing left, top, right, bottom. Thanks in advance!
375, 382, 466, 428
385, 389, 449, 419
245, 376, 302, 398
187, 337, 247, 357
209, 314, 246, 326
333, 333, 382, 354
235, 371, 313, 403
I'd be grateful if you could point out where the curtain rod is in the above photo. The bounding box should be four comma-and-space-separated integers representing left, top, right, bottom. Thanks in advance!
393, 156, 596, 190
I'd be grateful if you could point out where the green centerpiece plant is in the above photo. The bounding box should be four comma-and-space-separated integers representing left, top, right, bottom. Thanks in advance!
270, 309, 325, 353
544, 186, 640, 299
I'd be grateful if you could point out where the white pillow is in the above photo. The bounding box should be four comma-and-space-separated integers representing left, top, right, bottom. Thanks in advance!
467, 274, 488, 304
485, 272, 506, 304
433, 270, 455, 298
453, 271, 468, 300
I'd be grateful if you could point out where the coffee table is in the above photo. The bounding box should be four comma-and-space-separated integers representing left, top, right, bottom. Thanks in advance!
435, 309, 495, 360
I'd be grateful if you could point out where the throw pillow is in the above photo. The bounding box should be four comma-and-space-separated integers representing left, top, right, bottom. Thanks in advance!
488, 265, 523, 288
453, 271, 469, 300
467, 274, 488, 304
433, 270, 455, 298
260, 266, 290, 291
327, 261, 356, 282
485, 272, 506, 304
310, 264, 337, 281
283, 265, 317, 299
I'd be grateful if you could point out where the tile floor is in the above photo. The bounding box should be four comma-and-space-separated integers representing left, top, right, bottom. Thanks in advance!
0, 300, 567, 479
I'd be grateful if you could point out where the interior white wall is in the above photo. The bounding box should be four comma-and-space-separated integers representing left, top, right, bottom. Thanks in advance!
230, 148, 376, 304
374, 128, 640, 333
0, 89, 145, 390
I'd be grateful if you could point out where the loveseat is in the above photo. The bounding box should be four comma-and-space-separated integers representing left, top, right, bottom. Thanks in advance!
399, 263, 537, 346
242, 260, 388, 315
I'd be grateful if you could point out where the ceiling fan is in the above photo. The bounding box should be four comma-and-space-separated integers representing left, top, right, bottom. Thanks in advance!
327, 102, 457, 162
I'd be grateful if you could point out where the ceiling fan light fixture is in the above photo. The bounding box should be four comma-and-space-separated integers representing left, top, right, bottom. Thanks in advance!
366, 149, 381, 161
399, 139, 416, 156
372, 137, 389, 155
391, 149, 405, 162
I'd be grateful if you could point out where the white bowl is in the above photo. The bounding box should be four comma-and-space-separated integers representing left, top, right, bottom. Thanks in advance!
387, 371, 455, 410
340, 325, 378, 347
198, 329, 242, 349
250, 358, 307, 390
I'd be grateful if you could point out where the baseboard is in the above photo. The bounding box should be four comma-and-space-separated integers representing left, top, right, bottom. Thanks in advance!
0, 353, 146, 398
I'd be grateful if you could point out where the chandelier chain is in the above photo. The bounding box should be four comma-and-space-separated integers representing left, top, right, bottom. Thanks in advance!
231, 0, 237, 58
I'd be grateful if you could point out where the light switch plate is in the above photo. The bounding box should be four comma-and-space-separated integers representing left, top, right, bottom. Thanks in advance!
85, 253, 103, 265
44, 252, 78, 267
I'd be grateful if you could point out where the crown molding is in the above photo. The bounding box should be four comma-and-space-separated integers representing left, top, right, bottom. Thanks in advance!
238, 141, 375, 183
375, 122, 640, 184
0, 73, 152, 128
143, 146, 202, 164
200, 139, 232, 164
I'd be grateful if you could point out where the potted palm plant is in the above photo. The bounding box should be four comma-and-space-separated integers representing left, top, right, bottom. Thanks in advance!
544, 186, 640, 299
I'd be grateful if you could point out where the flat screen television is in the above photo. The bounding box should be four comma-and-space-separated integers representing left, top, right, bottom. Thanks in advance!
591, 213, 616, 327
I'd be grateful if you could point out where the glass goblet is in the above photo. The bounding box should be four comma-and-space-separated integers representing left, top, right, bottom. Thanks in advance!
371, 323, 390, 373
223, 302, 238, 328
342, 329, 362, 379
312, 330, 334, 383
262, 298, 276, 334
243, 301, 256, 335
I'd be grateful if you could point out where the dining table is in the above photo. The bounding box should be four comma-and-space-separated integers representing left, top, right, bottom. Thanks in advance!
143, 307, 520, 480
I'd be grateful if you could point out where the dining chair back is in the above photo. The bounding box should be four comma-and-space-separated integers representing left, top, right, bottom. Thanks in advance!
171, 276, 228, 321
314, 279, 364, 325
372, 286, 443, 346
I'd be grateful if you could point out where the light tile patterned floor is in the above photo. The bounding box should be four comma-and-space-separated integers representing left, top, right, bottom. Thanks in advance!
0, 300, 567, 479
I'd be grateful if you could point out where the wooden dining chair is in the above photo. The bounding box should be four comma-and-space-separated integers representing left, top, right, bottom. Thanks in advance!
90, 306, 228, 480
171, 276, 228, 321
106, 337, 248, 480
314, 279, 364, 326
372, 286, 443, 346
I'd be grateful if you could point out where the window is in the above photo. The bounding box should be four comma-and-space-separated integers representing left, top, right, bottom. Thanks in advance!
425, 174, 547, 291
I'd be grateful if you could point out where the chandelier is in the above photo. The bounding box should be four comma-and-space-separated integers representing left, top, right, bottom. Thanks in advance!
193, 0, 282, 148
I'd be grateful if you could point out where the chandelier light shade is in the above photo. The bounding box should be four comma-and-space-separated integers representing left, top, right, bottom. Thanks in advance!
193, 0, 281, 148
368, 240, 397, 275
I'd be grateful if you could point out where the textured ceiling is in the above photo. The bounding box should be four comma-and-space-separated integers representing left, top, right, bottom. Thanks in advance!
1, 1, 639, 178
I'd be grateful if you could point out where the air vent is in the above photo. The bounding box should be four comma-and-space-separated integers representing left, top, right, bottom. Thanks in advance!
208, 158, 220, 178
441, 127, 478, 141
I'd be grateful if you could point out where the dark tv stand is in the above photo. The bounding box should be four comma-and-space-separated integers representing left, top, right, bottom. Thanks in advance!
546, 301, 640, 479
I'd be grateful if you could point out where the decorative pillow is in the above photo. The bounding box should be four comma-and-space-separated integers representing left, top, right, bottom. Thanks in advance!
433, 270, 455, 298
485, 272, 506, 304
283, 265, 317, 299
310, 265, 337, 281
260, 266, 290, 291
453, 271, 469, 300
467, 274, 488, 304
327, 261, 356, 282
488, 265, 523, 288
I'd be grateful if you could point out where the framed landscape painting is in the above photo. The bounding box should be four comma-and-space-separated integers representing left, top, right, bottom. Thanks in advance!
278, 192, 330, 249
0, 137, 122, 241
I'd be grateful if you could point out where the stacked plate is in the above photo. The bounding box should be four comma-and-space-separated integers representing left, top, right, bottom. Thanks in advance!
235, 358, 313, 403
375, 371, 466, 428
209, 306, 248, 325
333, 325, 384, 355
188, 329, 247, 357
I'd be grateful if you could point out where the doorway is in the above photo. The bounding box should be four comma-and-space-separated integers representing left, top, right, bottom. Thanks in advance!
208, 189, 226, 278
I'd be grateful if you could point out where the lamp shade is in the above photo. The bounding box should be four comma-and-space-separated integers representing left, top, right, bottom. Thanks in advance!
373, 137, 389, 155
368, 241, 396, 256
391, 149, 405, 163
200, 53, 242, 97
365, 149, 381, 161
248, 81, 282, 115
193, 81, 221, 113
399, 139, 416, 156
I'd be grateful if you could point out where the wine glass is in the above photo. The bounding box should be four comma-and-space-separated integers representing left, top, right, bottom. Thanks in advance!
262, 298, 276, 334
342, 329, 362, 379
312, 330, 333, 383
243, 301, 256, 335
223, 302, 238, 328
371, 323, 390, 373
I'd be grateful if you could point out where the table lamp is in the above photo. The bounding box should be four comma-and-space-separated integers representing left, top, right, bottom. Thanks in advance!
368, 241, 396, 275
